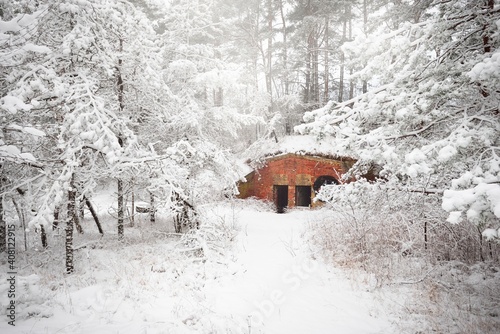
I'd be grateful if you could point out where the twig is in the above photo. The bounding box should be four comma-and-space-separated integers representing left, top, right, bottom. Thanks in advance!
73, 239, 101, 251
391, 268, 434, 285
177, 246, 204, 253
153, 231, 184, 237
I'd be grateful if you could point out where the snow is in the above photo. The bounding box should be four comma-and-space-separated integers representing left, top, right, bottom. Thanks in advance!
482, 228, 498, 241
437, 145, 457, 162
235, 158, 254, 178
206, 209, 394, 333
404, 148, 426, 164
443, 183, 500, 222
6, 124, 46, 136
0, 145, 21, 156
0, 11, 41, 33
0, 203, 397, 333
1, 95, 32, 114
446, 211, 463, 224
19, 152, 36, 161
167, 59, 198, 81
469, 50, 500, 81
487, 185, 500, 218
442, 188, 477, 212
22, 43, 51, 54
244, 135, 349, 168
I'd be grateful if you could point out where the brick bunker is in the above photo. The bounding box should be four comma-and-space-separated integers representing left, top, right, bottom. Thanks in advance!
237, 153, 355, 212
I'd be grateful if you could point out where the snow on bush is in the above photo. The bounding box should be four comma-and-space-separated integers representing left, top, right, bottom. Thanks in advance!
311, 179, 497, 280
0, 95, 33, 114
178, 204, 239, 259
167, 59, 198, 82
0, 274, 54, 320
469, 50, 500, 82
0, 200, 244, 333
308, 180, 500, 332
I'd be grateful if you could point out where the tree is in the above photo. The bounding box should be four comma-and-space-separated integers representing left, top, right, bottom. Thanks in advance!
297, 0, 500, 239
0, 0, 261, 273
113, 0, 262, 229
0, 1, 51, 251
0, 0, 169, 269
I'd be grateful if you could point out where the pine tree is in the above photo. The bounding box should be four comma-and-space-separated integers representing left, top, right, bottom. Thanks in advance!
297, 0, 500, 238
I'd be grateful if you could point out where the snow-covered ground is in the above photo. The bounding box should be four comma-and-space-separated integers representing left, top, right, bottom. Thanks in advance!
1, 201, 406, 333
204, 208, 396, 333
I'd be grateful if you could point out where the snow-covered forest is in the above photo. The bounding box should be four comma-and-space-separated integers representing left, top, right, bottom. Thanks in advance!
1, 0, 499, 333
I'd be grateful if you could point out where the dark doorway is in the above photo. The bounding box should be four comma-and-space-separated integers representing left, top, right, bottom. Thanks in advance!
313, 175, 339, 193
295, 186, 312, 207
273, 185, 288, 213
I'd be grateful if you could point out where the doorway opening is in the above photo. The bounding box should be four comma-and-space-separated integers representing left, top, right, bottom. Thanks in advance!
295, 186, 312, 207
313, 175, 339, 193
273, 185, 288, 213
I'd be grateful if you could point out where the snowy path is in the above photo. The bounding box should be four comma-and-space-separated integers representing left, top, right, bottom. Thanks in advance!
0, 206, 398, 334
205, 208, 396, 334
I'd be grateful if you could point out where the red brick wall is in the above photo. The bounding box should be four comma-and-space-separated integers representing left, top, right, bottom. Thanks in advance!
238, 154, 354, 207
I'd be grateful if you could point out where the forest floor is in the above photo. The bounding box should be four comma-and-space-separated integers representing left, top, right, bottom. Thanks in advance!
202, 206, 399, 334
1, 199, 498, 333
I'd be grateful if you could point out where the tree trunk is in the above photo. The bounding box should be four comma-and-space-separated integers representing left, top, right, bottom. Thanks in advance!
348, 10, 354, 100
117, 178, 124, 240
338, 37, 346, 101
482, 0, 495, 54
66, 173, 76, 274
267, 0, 273, 113
479, 0, 494, 97
424, 221, 428, 250
324, 17, 329, 103
85, 196, 103, 235
214, 87, 223, 107
362, 0, 368, 93
53, 207, 60, 230
130, 188, 135, 227
149, 191, 155, 223
40, 224, 48, 248
304, 34, 312, 104
312, 31, 319, 105
117, 37, 125, 241
279, 0, 289, 96
74, 211, 84, 234
253, 3, 260, 92
338, 6, 348, 102
79, 196, 85, 220
478, 227, 484, 262
11, 198, 27, 251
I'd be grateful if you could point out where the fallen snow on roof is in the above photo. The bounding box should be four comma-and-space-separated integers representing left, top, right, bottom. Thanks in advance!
235, 158, 254, 178
273, 135, 341, 156
242, 135, 349, 171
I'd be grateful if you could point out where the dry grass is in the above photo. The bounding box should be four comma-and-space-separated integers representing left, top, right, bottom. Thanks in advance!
307, 185, 500, 333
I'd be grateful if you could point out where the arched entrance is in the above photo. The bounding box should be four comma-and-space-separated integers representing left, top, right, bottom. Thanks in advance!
313, 175, 339, 193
